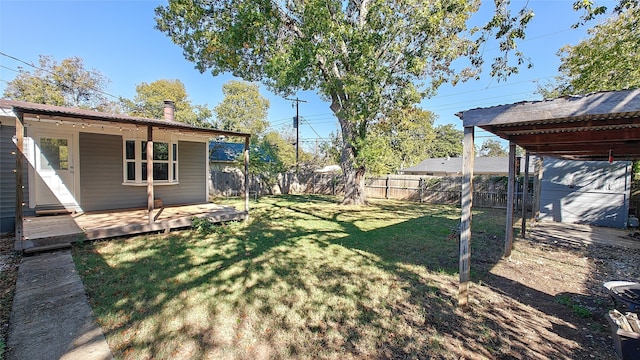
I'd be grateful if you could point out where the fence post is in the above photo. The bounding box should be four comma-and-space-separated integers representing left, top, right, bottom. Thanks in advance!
386, 175, 390, 199
419, 178, 424, 203
332, 175, 336, 196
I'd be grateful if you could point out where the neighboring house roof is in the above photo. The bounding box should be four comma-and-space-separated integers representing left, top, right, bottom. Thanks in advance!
0, 99, 250, 138
401, 156, 533, 175
210, 142, 245, 162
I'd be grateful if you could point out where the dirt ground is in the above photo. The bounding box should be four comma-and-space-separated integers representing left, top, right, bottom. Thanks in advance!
456, 224, 640, 359
1, 226, 639, 359
0, 236, 20, 359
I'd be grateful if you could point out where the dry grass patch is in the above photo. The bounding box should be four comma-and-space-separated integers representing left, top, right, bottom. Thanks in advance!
73, 195, 635, 359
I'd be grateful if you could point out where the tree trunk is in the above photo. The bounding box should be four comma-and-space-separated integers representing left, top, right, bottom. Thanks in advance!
340, 143, 367, 205
330, 93, 367, 205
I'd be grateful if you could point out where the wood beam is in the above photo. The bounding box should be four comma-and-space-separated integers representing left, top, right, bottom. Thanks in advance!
532, 156, 543, 222
15, 112, 24, 250
505, 142, 516, 258
147, 125, 154, 225
505, 127, 640, 145
521, 152, 529, 239
490, 117, 640, 135
243, 136, 250, 218
459, 126, 474, 308
524, 142, 640, 155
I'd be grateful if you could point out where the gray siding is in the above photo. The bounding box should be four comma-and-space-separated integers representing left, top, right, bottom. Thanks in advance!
539, 158, 631, 228
79, 133, 206, 212
0, 124, 16, 232
156, 141, 206, 204
79, 132, 146, 211
0, 124, 31, 233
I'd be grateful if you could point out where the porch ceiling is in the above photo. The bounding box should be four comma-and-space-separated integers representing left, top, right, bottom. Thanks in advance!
457, 88, 640, 161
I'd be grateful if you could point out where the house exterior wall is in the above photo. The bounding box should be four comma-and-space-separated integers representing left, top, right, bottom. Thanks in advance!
79, 133, 207, 211
539, 158, 631, 228
79, 132, 146, 211
0, 124, 16, 232
0, 123, 31, 233
155, 141, 206, 205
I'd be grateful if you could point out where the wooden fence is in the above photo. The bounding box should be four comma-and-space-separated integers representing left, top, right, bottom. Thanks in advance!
363, 175, 532, 209
210, 171, 532, 209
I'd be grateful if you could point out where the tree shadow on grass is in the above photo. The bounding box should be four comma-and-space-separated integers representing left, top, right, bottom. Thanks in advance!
72, 195, 616, 359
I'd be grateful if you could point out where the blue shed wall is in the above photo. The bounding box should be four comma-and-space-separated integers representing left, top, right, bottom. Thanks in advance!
539, 158, 631, 228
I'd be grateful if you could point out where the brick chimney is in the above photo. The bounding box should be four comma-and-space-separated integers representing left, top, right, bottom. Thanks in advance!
163, 100, 175, 121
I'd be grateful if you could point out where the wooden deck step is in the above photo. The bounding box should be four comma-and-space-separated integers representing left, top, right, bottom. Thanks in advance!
35, 209, 74, 216
23, 242, 72, 254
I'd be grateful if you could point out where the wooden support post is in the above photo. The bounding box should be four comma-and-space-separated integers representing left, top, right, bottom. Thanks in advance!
521, 152, 530, 238
147, 126, 154, 225
15, 113, 24, 249
243, 136, 250, 217
505, 141, 516, 258
532, 156, 543, 223
459, 126, 474, 308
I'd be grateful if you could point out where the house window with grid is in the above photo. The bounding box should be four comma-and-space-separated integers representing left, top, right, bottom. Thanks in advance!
123, 139, 178, 184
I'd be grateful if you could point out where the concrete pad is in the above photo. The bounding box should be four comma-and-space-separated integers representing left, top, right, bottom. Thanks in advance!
6, 251, 113, 360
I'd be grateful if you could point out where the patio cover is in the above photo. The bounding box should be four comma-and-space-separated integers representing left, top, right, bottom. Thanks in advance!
455, 88, 640, 307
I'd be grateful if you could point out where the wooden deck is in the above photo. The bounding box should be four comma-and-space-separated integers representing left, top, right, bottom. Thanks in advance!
17, 203, 247, 253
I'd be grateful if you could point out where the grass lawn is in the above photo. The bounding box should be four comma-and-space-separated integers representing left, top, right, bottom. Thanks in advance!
73, 195, 612, 359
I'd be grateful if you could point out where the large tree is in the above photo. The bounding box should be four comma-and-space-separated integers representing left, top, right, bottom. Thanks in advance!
431, 124, 464, 159
214, 80, 270, 136
121, 79, 213, 126
538, 3, 640, 98
369, 107, 437, 174
156, 0, 533, 204
3, 55, 112, 110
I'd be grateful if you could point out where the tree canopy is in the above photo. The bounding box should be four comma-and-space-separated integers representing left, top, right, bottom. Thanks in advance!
477, 139, 508, 157
538, 3, 640, 98
155, 0, 533, 204
121, 79, 213, 126
2, 55, 112, 110
214, 80, 270, 136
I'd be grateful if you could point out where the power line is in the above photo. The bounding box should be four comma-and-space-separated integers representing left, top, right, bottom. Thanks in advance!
0, 64, 20, 73
0, 51, 122, 101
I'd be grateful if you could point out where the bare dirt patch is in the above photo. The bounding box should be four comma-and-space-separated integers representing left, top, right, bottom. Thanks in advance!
0, 235, 20, 359
458, 225, 640, 359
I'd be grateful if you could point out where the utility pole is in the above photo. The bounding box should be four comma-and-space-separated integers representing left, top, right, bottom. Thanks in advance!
285, 97, 307, 171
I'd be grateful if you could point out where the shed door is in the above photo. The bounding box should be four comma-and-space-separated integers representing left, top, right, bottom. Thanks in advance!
35, 135, 77, 208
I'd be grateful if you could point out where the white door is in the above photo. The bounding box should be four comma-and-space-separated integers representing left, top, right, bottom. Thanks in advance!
35, 135, 77, 208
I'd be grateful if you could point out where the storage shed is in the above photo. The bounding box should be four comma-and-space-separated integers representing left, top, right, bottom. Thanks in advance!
539, 158, 632, 228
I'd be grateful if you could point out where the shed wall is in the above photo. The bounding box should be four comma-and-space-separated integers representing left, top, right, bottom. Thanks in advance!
539, 158, 631, 228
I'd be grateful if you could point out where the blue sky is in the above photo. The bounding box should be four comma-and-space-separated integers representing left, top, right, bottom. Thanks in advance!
0, 0, 606, 151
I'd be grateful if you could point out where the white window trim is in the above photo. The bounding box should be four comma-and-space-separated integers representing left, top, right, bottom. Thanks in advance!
122, 138, 179, 185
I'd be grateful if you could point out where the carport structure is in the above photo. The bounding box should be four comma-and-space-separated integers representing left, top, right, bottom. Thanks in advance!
455, 88, 640, 307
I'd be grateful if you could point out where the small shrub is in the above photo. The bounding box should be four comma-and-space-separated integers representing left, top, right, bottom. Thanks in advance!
555, 294, 592, 318
192, 217, 233, 235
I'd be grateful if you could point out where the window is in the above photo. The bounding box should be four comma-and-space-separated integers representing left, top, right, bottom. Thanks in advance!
40, 138, 69, 170
123, 139, 178, 184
